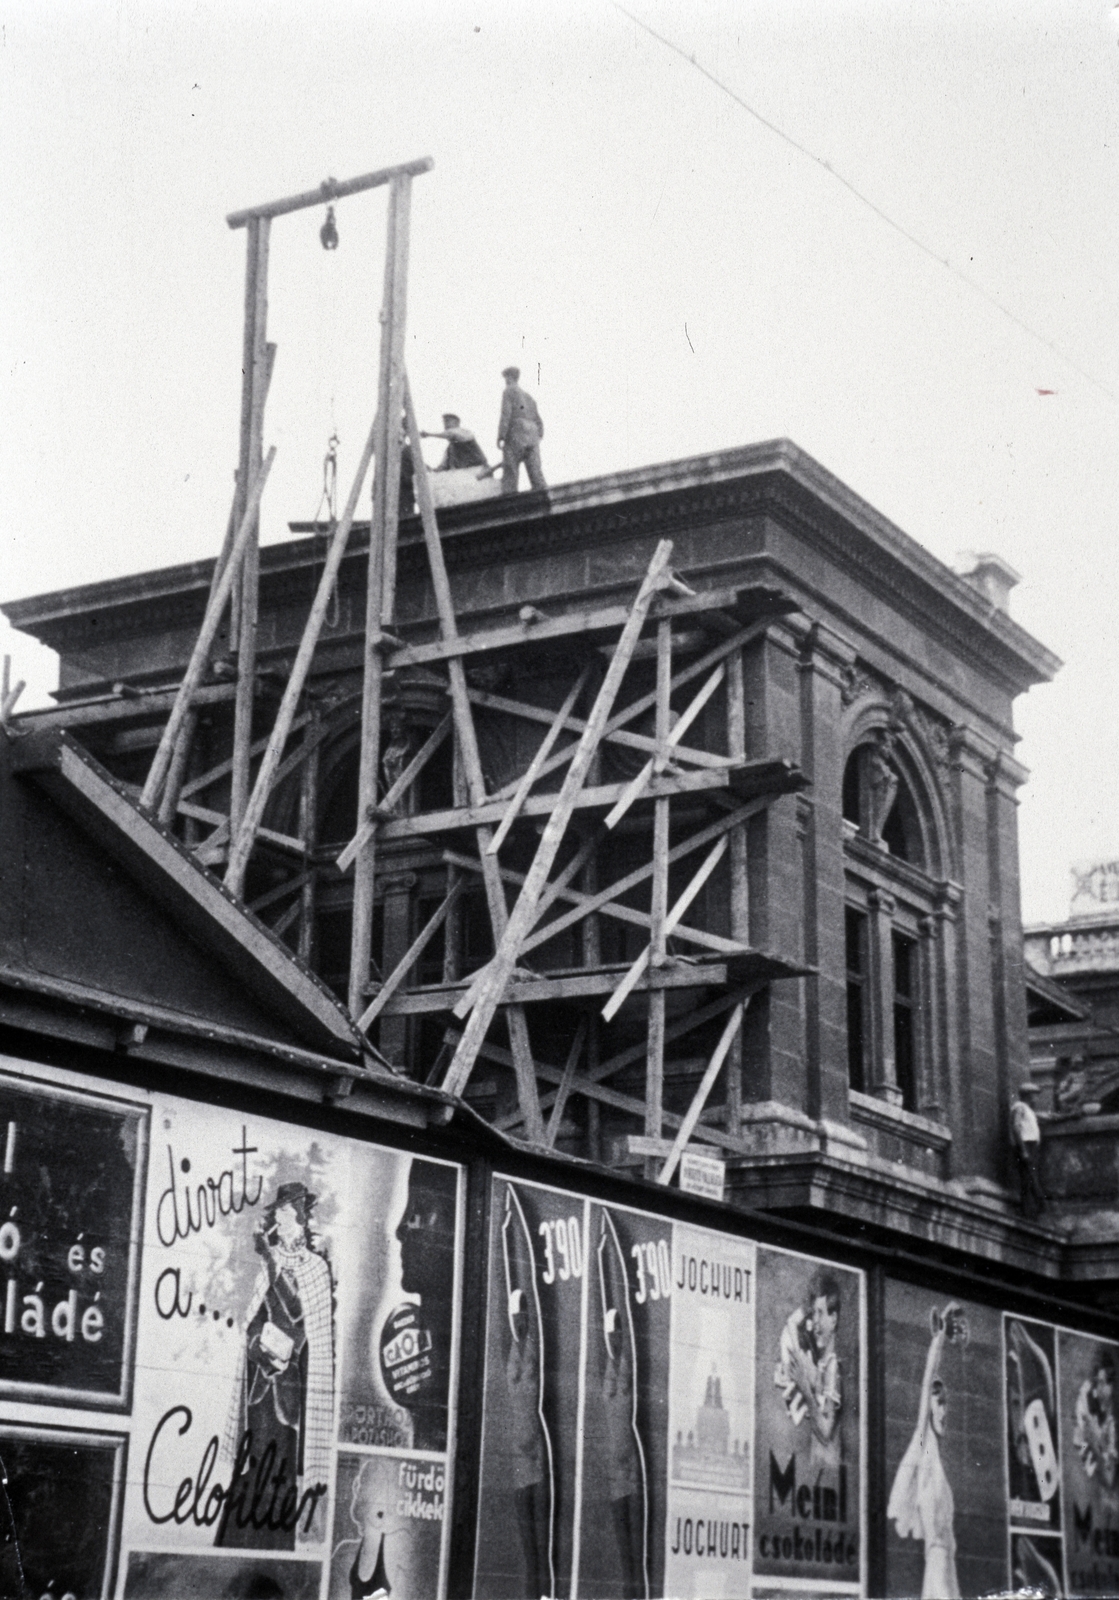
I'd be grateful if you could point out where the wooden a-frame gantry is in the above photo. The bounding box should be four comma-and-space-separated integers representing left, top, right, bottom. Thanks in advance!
109, 160, 809, 1174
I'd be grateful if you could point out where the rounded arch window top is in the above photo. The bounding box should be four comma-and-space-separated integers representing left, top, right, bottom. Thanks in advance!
842, 733, 927, 870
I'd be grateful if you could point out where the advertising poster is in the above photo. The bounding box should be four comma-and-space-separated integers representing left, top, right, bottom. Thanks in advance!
1059, 1329, 1119, 1596
1004, 1313, 1063, 1594
752, 1247, 862, 1593
664, 1223, 754, 1600
577, 1201, 672, 1600
473, 1177, 588, 1599
0, 1424, 126, 1600
113, 1093, 461, 1597
883, 1284, 1005, 1600
475, 1176, 857, 1599
0, 1071, 147, 1406
0, 1055, 462, 1600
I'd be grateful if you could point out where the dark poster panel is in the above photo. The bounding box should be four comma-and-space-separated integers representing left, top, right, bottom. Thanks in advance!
883, 1284, 1005, 1600
1005, 1315, 1062, 1538
0, 1071, 146, 1405
474, 1178, 587, 1599
1059, 1328, 1119, 1596
124, 1551, 321, 1597
752, 1248, 862, 1591
577, 1201, 671, 1600
0, 1424, 125, 1600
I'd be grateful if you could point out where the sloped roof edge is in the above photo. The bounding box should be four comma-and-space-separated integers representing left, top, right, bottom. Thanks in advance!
8, 728, 362, 1059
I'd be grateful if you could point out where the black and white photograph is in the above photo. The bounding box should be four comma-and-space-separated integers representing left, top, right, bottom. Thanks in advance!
2, 5, 1119, 1595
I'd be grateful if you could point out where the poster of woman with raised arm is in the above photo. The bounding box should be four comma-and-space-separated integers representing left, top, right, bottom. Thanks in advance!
887, 1301, 969, 1599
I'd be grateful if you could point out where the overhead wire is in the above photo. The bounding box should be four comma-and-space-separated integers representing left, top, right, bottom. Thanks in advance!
613, 3, 1117, 405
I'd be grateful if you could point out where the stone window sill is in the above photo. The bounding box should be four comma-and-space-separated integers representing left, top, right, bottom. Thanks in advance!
848, 1089, 952, 1151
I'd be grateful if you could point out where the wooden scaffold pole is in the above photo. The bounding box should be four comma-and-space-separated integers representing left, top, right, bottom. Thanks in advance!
348, 173, 413, 1018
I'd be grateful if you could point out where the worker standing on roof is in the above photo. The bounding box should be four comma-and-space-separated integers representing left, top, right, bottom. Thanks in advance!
497, 367, 546, 494
421, 413, 489, 472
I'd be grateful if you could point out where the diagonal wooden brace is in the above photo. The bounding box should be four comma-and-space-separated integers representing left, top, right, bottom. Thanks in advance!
601, 835, 728, 1022
441, 539, 675, 1100
657, 999, 749, 1184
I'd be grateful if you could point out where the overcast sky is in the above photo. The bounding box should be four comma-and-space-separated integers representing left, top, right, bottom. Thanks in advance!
2, 0, 1117, 925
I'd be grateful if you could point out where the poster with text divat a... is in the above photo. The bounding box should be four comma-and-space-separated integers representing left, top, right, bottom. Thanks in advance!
752, 1247, 863, 1593
117, 1092, 461, 1598
1058, 1328, 1119, 1597
474, 1175, 766, 1599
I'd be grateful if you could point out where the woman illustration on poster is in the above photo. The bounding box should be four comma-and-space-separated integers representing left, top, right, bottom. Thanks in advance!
775, 1271, 843, 1470
217, 1181, 335, 1550
501, 1182, 556, 1600
886, 1301, 966, 1600
596, 1209, 650, 1600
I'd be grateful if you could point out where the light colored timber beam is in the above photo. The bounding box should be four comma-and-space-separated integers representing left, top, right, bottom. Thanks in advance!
451, 1032, 755, 1156
384, 587, 791, 672
602, 836, 727, 1022
440, 540, 675, 1097
470, 687, 734, 777
337, 712, 452, 874
227, 157, 434, 229
384, 958, 726, 1015
376, 766, 733, 841
440, 848, 749, 957
658, 1000, 748, 1184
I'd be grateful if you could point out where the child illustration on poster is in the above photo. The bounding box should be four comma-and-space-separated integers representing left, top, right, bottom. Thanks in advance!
753, 1248, 861, 1590
1060, 1330, 1119, 1596
886, 1301, 968, 1599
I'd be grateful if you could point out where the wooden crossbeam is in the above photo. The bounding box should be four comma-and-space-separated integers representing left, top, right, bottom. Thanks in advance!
494, 987, 750, 1131
477, 619, 770, 802
384, 959, 724, 1015
176, 800, 304, 856
225, 414, 378, 896
440, 541, 674, 1089
657, 1001, 747, 1184
602, 836, 728, 1022
140, 448, 276, 812
226, 157, 434, 229
248, 872, 311, 916
516, 798, 769, 961
357, 880, 464, 1031
337, 711, 452, 874
471, 688, 734, 783
486, 664, 591, 855
604, 663, 725, 829
543, 1019, 588, 1147
452, 1032, 753, 1155
440, 848, 748, 957
383, 590, 785, 672
377, 766, 734, 841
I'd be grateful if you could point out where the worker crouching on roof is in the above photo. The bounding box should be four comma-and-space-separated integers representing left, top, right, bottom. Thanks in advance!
497, 367, 546, 494
421, 413, 489, 472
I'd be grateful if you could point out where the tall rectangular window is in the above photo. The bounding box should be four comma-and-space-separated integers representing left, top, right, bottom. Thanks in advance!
893, 931, 918, 1111
846, 907, 868, 1093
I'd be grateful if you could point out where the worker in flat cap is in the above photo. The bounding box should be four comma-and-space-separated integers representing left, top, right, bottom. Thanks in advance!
421, 412, 489, 472
497, 366, 546, 495
1010, 1081, 1046, 1217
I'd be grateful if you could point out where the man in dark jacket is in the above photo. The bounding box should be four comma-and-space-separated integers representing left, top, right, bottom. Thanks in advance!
497, 367, 546, 494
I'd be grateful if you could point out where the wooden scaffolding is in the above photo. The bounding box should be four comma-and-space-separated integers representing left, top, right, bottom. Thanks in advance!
83, 160, 809, 1174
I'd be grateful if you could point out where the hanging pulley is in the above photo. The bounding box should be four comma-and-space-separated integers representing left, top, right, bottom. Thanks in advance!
320, 204, 339, 251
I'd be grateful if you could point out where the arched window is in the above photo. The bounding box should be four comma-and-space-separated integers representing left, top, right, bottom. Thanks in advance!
841, 722, 946, 1117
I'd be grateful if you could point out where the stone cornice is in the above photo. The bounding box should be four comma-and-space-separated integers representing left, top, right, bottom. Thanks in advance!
4, 441, 1060, 699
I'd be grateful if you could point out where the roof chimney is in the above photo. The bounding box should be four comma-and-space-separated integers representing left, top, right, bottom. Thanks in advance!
953, 551, 1020, 614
